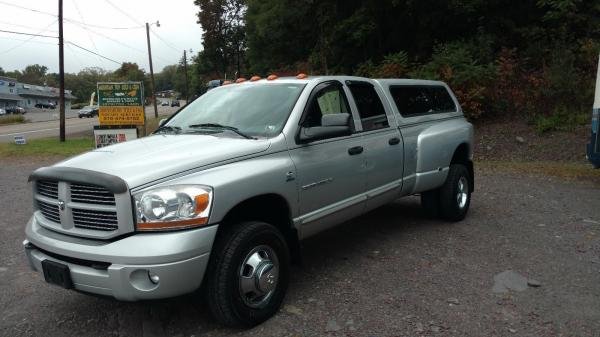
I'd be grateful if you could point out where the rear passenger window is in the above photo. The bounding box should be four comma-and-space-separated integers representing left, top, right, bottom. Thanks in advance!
348, 82, 389, 131
390, 86, 456, 117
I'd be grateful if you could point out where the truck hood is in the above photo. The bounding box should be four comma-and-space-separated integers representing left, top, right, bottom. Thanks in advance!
56, 134, 271, 188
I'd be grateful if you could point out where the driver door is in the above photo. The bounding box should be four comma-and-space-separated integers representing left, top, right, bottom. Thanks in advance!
288, 81, 367, 238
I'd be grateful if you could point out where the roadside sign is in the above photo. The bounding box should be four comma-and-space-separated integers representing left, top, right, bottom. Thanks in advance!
93, 126, 138, 148
97, 82, 145, 126
14, 135, 26, 145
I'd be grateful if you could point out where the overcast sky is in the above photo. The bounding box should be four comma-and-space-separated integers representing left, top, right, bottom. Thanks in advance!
0, 0, 204, 74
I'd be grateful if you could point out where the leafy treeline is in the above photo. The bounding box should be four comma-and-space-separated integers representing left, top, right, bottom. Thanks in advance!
194, 0, 600, 123
0, 62, 189, 104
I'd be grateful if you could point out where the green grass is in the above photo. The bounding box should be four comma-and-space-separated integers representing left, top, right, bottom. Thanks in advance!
0, 115, 26, 125
0, 137, 95, 157
533, 108, 589, 134
477, 160, 600, 185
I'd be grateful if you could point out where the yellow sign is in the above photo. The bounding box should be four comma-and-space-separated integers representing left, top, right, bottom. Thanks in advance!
99, 106, 145, 125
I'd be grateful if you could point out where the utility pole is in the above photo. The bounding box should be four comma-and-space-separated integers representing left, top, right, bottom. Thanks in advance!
58, 0, 65, 142
183, 49, 189, 103
145, 22, 158, 118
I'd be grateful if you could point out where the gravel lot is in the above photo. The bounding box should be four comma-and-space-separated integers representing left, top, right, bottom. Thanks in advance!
1, 157, 599, 337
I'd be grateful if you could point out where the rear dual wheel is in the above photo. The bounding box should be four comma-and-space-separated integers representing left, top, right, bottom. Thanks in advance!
421, 163, 472, 221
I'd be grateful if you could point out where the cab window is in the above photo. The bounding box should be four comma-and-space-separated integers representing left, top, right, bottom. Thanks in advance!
347, 82, 389, 131
302, 84, 350, 128
390, 85, 456, 117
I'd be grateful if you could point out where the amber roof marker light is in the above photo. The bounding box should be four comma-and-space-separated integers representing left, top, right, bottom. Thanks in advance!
250, 76, 262, 82
235, 78, 247, 83
267, 74, 279, 81
296, 73, 308, 79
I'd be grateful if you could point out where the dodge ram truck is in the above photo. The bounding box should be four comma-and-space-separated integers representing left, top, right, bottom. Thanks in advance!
24, 75, 474, 327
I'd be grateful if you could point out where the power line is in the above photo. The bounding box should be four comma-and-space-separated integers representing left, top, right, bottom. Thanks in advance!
0, 21, 58, 55
103, 0, 143, 26
0, 1, 55, 17
0, 36, 56, 45
0, 1, 142, 30
64, 19, 143, 30
71, 0, 104, 66
0, 29, 57, 39
66, 20, 174, 64
0, 20, 58, 33
66, 20, 146, 54
150, 29, 181, 53
67, 41, 121, 65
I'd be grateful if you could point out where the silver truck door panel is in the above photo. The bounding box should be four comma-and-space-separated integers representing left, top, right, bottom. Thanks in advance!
289, 81, 368, 239
289, 135, 367, 238
345, 80, 404, 211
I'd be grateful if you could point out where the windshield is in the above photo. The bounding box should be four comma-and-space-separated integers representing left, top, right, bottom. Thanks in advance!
164, 83, 305, 138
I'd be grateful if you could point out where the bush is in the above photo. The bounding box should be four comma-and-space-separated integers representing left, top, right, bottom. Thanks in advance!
533, 105, 589, 134
355, 52, 411, 78
0, 115, 25, 125
411, 42, 495, 119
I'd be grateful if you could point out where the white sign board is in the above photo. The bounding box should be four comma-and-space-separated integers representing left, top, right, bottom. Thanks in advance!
14, 135, 26, 145
93, 127, 138, 148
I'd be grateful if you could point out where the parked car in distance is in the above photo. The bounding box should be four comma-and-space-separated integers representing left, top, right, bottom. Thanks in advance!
78, 106, 99, 118
0, 108, 5, 115
161, 100, 170, 106
6, 106, 26, 114
35, 102, 56, 109
171, 100, 180, 107
24, 76, 474, 328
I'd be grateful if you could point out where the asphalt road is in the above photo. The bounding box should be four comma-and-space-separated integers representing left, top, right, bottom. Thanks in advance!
0, 106, 181, 143
0, 159, 599, 337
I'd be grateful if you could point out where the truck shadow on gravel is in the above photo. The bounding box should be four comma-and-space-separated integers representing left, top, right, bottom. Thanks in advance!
30, 197, 441, 336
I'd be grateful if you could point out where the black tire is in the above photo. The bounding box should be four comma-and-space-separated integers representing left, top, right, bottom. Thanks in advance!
439, 163, 472, 221
204, 221, 290, 327
420, 189, 440, 218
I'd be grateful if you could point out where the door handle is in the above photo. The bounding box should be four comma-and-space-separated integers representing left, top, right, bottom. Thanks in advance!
348, 146, 364, 156
388, 137, 400, 145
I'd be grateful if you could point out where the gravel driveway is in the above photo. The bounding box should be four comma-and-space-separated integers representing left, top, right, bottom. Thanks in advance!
1, 158, 599, 337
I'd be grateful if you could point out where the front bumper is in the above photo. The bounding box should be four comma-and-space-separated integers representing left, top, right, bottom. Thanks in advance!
24, 216, 218, 301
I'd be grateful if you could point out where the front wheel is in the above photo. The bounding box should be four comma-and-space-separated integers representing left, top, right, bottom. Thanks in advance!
439, 164, 472, 221
204, 221, 290, 327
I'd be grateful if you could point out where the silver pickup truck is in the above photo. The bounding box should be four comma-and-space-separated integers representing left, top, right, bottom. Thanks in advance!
24, 76, 474, 327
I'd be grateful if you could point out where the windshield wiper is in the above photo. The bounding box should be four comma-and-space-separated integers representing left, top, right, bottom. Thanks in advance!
153, 125, 181, 134
188, 123, 257, 139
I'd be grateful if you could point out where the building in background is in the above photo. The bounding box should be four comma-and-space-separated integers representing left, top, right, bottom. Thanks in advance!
0, 76, 76, 110
18, 84, 76, 109
0, 76, 22, 109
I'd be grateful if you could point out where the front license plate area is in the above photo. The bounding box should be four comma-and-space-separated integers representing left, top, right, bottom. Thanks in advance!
42, 259, 73, 289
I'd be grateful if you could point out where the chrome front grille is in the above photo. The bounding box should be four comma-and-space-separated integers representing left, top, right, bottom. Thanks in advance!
73, 209, 118, 231
37, 180, 58, 199
38, 200, 60, 223
33, 179, 133, 239
70, 183, 116, 205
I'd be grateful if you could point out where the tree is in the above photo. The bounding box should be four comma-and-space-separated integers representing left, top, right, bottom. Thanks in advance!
195, 0, 246, 78
17, 64, 48, 85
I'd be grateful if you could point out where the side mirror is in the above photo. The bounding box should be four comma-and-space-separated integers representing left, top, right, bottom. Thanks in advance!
158, 118, 167, 127
299, 113, 351, 143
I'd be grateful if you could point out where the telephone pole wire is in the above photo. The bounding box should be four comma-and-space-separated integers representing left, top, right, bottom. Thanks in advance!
146, 22, 158, 118
58, 0, 65, 142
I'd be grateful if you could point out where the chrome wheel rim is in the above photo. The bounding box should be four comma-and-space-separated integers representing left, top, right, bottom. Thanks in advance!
457, 176, 469, 209
238, 245, 279, 309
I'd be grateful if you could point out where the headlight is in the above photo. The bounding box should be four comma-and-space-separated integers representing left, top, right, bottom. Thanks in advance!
133, 185, 212, 231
